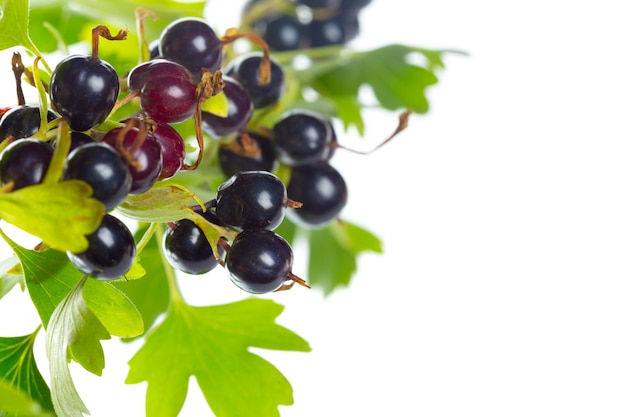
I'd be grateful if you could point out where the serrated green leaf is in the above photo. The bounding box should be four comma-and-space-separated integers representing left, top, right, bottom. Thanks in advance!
306, 220, 382, 296
0, 330, 55, 416
0, 378, 53, 417
1, 240, 82, 328
126, 298, 311, 417
113, 224, 170, 341
331, 95, 365, 135
0, 0, 41, 55
115, 185, 199, 223
305, 45, 446, 113
66, 300, 110, 377
0, 181, 105, 253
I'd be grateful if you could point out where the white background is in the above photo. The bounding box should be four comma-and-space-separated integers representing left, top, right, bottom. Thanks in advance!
1, 0, 626, 416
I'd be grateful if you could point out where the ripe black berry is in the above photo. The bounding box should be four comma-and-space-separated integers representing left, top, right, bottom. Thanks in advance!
101, 126, 163, 194
158, 17, 224, 79
215, 170, 290, 231
201, 76, 254, 140
163, 209, 226, 275
218, 131, 277, 178
0, 138, 53, 190
286, 161, 347, 228
0, 104, 58, 141
272, 109, 335, 166
225, 229, 295, 294
67, 213, 136, 280
224, 51, 286, 109
49, 54, 120, 132
62, 142, 132, 211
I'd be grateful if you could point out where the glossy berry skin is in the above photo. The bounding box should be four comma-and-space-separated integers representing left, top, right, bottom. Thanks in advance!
225, 229, 294, 294
127, 59, 196, 92
138, 76, 197, 124
102, 126, 163, 194
218, 131, 277, 178
308, 16, 348, 47
215, 170, 287, 231
0, 139, 53, 190
151, 121, 186, 180
0, 105, 58, 141
163, 209, 225, 275
253, 14, 308, 52
158, 17, 224, 79
49, 54, 120, 132
272, 109, 335, 166
67, 214, 136, 280
224, 52, 285, 109
201, 76, 254, 139
62, 142, 132, 211
286, 161, 347, 228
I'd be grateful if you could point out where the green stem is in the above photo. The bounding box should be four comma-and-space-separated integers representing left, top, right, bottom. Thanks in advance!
135, 222, 158, 255
42, 121, 70, 185
154, 223, 184, 305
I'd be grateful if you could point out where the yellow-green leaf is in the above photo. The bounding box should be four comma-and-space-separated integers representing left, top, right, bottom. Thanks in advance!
0, 180, 105, 252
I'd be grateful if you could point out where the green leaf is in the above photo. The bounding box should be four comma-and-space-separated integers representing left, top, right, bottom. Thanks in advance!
115, 184, 200, 223
45, 278, 91, 417
306, 220, 383, 296
45, 276, 143, 416
331, 95, 365, 135
82, 279, 144, 339
0, 378, 53, 417
113, 225, 170, 341
299, 45, 456, 131
0, 330, 55, 416
2, 240, 82, 328
0, 0, 41, 55
0, 180, 105, 253
126, 298, 311, 417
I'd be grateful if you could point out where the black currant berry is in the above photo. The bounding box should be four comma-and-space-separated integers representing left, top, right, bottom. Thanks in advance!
224, 51, 286, 109
308, 16, 349, 47
62, 142, 132, 211
158, 17, 224, 79
102, 126, 163, 194
218, 131, 277, 178
286, 161, 347, 228
151, 120, 186, 180
49, 54, 120, 132
127, 59, 196, 92
271, 109, 335, 166
0, 104, 58, 141
163, 209, 226, 275
67, 213, 136, 280
215, 170, 294, 231
0, 138, 53, 190
252, 14, 309, 52
225, 229, 295, 294
201, 76, 254, 140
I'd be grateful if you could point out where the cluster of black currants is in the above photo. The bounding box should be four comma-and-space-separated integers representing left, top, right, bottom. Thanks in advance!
0, 5, 366, 293
163, 170, 309, 294
244, 0, 372, 51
